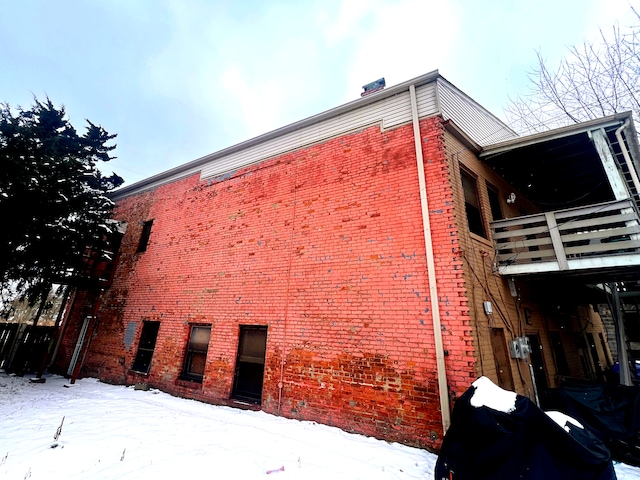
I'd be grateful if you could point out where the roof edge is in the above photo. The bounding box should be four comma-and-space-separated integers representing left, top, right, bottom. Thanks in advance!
480, 112, 633, 157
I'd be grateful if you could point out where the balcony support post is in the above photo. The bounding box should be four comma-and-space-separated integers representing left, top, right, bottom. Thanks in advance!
544, 212, 569, 270
590, 128, 628, 201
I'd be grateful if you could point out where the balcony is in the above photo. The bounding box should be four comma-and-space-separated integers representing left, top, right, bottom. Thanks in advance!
491, 199, 640, 276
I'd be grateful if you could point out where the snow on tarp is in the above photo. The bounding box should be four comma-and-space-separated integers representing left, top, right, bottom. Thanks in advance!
545, 410, 585, 432
469, 376, 517, 412
470, 377, 587, 432
435, 376, 616, 480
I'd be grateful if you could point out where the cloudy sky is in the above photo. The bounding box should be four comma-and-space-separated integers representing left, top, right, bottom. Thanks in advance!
1, 0, 636, 185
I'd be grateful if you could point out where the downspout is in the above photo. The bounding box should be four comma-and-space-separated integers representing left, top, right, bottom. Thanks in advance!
409, 84, 451, 432
615, 119, 640, 205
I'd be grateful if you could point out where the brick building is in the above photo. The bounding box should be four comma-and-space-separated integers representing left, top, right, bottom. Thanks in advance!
53, 71, 640, 450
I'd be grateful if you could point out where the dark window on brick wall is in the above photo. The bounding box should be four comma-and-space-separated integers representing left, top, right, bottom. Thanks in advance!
487, 183, 503, 221
461, 169, 486, 237
181, 324, 211, 382
131, 321, 160, 374
137, 219, 154, 253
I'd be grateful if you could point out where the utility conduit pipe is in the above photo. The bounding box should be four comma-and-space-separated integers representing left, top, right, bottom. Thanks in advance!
614, 119, 640, 243
409, 84, 451, 432
615, 119, 640, 205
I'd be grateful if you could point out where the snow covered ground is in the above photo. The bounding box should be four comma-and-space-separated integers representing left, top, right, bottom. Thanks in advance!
0, 373, 638, 480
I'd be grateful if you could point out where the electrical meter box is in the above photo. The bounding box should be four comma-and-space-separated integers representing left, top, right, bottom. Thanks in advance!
509, 336, 531, 359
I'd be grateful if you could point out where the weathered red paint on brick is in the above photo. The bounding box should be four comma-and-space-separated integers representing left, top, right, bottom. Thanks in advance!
56, 116, 473, 450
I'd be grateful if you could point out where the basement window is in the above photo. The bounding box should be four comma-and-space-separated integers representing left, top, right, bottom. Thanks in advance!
180, 324, 211, 382
131, 321, 160, 374
136, 219, 154, 253
461, 169, 486, 237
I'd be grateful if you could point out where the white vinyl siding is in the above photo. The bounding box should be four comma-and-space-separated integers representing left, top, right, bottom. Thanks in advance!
416, 81, 440, 117
437, 79, 517, 146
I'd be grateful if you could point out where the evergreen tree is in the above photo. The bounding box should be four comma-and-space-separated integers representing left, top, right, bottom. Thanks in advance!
0, 98, 123, 305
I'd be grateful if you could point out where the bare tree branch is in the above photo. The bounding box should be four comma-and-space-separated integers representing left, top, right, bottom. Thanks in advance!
506, 5, 640, 135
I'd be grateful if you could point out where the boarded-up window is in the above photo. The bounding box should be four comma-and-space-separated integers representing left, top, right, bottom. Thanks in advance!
181, 324, 211, 382
461, 170, 486, 237
131, 321, 160, 374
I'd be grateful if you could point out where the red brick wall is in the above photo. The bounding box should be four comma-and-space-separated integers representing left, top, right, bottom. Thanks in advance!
66, 116, 473, 449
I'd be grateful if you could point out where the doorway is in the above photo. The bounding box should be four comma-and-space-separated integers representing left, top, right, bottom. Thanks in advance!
586, 332, 604, 381
232, 326, 268, 404
549, 331, 571, 377
490, 328, 515, 391
527, 334, 549, 391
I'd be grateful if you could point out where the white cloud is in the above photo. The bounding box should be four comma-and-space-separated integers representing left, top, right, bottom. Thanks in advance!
142, 0, 462, 152
321, 0, 462, 98
103, 0, 640, 180
583, 0, 637, 42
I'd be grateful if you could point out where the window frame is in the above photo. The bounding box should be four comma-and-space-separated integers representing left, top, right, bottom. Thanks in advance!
460, 168, 487, 238
180, 324, 212, 383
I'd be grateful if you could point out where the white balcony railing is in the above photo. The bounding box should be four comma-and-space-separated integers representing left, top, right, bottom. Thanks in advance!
490, 199, 640, 275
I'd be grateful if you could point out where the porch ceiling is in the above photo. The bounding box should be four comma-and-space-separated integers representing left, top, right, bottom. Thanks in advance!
480, 113, 636, 213
482, 114, 640, 291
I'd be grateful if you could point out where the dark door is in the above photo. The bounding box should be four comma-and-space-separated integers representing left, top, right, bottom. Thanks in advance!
232, 326, 267, 403
527, 334, 548, 391
598, 332, 612, 368
550, 331, 571, 377
490, 328, 515, 391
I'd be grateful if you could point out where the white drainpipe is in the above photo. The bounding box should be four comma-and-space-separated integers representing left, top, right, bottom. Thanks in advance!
409, 84, 451, 432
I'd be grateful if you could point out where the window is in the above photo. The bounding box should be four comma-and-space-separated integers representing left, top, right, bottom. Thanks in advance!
487, 183, 503, 221
137, 219, 154, 253
460, 169, 486, 237
181, 324, 211, 382
131, 321, 160, 374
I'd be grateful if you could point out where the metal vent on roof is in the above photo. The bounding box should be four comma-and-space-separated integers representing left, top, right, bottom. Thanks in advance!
361, 78, 386, 97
